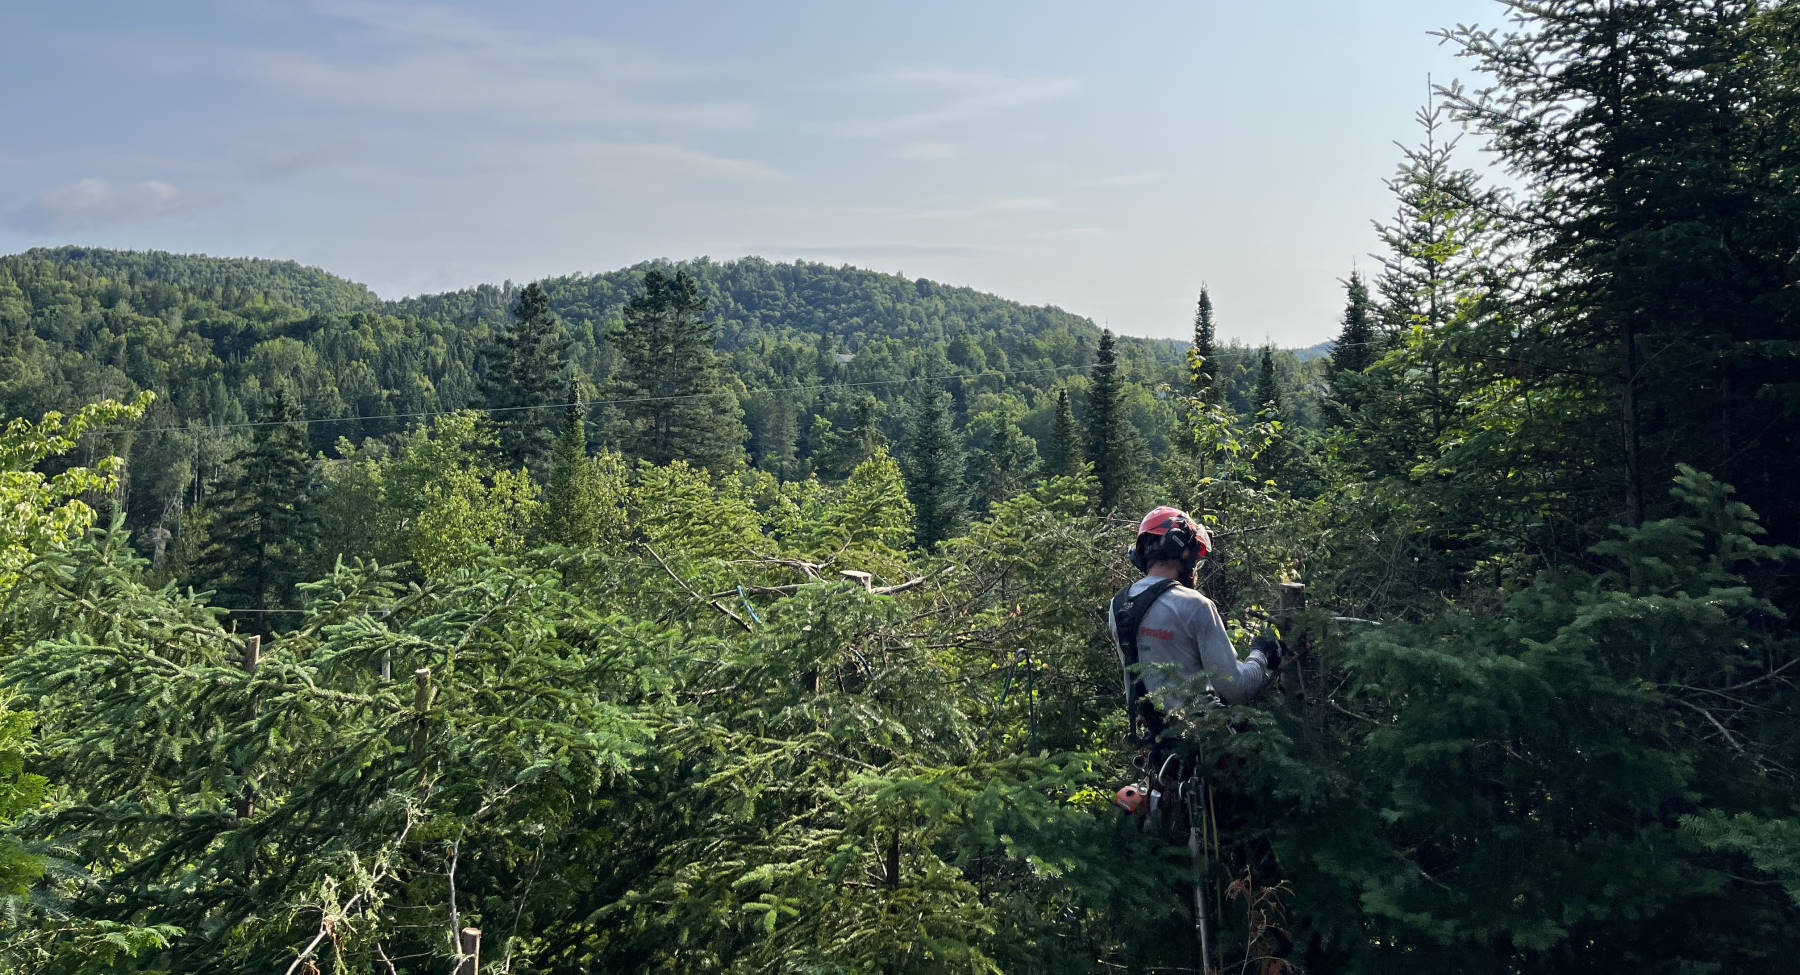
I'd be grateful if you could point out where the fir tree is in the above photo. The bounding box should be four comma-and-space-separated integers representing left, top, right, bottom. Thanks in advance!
1252, 344, 1284, 418
972, 413, 1039, 514
902, 391, 965, 550
1188, 286, 1218, 401
1044, 388, 1083, 480
192, 387, 311, 630
1330, 272, 1375, 376
609, 269, 747, 472
535, 391, 621, 548
478, 282, 571, 473
1084, 330, 1133, 511
1326, 272, 1376, 423
1442, 0, 1800, 533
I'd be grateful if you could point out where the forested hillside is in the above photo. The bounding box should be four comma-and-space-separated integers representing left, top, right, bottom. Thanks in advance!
0, 246, 1322, 556
3, 1, 1798, 972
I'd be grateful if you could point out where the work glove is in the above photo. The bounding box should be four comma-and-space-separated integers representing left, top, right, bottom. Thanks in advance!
1250, 630, 1283, 672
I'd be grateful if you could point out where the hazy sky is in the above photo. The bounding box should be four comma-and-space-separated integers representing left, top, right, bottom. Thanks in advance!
1, 0, 1504, 346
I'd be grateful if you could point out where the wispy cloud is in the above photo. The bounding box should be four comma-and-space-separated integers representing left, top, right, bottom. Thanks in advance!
849, 68, 1079, 137
896, 140, 957, 160
750, 242, 988, 259
257, 138, 364, 178
145, 2, 753, 130
1079, 170, 1167, 188
907, 196, 1061, 221
455, 140, 782, 187
6, 178, 206, 232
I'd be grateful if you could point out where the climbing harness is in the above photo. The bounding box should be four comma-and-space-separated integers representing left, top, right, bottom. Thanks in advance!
1109, 577, 1181, 746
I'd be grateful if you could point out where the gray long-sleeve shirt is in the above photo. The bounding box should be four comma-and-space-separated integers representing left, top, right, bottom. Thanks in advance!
1108, 577, 1270, 716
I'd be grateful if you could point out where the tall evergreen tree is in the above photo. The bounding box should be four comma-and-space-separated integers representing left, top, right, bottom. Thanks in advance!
1442, 0, 1800, 534
902, 391, 965, 550
1252, 344, 1283, 418
1330, 272, 1376, 376
1084, 330, 1133, 511
1325, 272, 1377, 423
478, 282, 570, 473
535, 390, 623, 548
609, 269, 747, 472
972, 413, 1038, 514
1188, 286, 1219, 400
192, 387, 311, 632
1044, 388, 1083, 480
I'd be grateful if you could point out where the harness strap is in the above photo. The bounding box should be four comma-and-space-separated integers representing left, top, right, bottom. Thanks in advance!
1111, 577, 1181, 745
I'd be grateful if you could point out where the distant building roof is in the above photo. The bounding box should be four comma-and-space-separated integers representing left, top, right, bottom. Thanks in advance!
835, 353, 855, 364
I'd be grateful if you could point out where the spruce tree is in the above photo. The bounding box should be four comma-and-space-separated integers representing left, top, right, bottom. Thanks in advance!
478, 282, 571, 473
1251, 345, 1288, 485
1044, 388, 1083, 480
1188, 286, 1218, 400
1326, 272, 1376, 422
972, 413, 1038, 513
1330, 272, 1375, 376
1441, 0, 1800, 535
1252, 344, 1284, 417
609, 269, 747, 472
1084, 330, 1133, 511
536, 392, 603, 547
192, 387, 311, 631
902, 391, 965, 550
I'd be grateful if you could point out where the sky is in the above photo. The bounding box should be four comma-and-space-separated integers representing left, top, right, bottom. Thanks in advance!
0, 0, 1505, 346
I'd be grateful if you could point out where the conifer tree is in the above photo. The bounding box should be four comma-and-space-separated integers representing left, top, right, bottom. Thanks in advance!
478, 282, 570, 473
972, 412, 1039, 513
1326, 272, 1376, 423
1442, 0, 1800, 534
902, 391, 965, 550
1188, 286, 1218, 400
1044, 388, 1083, 480
1330, 272, 1375, 376
535, 391, 625, 548
192, 387, 311, 629
1252, 344, 1283, 419
1084, 330, 1133, 511
609, 269, 747, 472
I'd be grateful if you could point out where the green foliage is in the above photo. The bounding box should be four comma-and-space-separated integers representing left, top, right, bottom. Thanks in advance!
535, 404, 630, 549
191, 387, 312, 626
903, 392, 966, 551
1188, 286, 1218, 401
1042, 388, 1083, 481
0, 394, 148, 588
1083, 331, 1142, 513
607, 269, 748, 472
477, 281, 571, 472
0, 696, 47, 898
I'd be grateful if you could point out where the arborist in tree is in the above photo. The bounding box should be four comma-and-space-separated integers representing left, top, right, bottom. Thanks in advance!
1108, 505, 1287, 972
1108, 506, 1280, 769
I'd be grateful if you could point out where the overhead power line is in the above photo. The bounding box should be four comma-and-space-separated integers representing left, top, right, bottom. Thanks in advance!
114, 363, 1085, 436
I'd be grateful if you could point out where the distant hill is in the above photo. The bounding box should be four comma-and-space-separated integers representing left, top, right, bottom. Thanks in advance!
1293, 340, 1334, 362
0, 245, 1329, 544
9, 245, 382, 316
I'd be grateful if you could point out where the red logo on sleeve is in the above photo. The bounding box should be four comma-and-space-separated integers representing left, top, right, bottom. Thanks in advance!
1139, 626, 1174, 641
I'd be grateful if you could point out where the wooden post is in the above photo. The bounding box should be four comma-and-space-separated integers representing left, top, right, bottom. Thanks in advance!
411, 667, 433, 759
839, 569, 873, 590
455, 927, 481, 975
236, 635, 261, 820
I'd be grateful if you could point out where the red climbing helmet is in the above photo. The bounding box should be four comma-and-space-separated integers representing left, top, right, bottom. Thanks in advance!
1132, 505, 1211, 570
1112, 783, 1149, 814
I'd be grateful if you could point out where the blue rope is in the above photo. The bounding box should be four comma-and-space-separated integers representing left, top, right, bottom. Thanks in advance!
977, 654, 1023, 740
736, 585, 763, 625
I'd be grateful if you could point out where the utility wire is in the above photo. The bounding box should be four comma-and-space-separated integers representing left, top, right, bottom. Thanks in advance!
111, 363, 1085, 435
